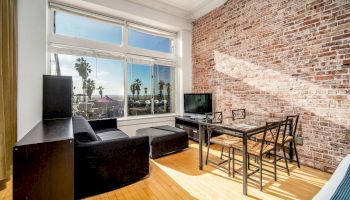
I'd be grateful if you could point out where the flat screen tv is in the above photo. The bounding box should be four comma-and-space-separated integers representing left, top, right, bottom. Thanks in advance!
184, 93, 212, 114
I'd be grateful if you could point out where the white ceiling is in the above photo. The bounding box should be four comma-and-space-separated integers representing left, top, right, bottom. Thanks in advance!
128, 0, 227, 21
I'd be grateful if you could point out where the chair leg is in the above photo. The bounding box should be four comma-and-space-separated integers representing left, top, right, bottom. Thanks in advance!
259, 155, 263, 191
293, 141, 300, 168
274, 150, 277, 181
248, 154, 250, 170
232, 148, 235, 177
220, 146, 224, 159
228, 147, 231, 177
205, 141, 211, 165
282, 146, 290, 176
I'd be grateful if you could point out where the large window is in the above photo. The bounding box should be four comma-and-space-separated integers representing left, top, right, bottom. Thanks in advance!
128, 28, 173, 53
55, 11, 123, 45
127, 63, 152, 116
49, 4, 176, 119
153, 64, 175, 114
50, 53, 125, 119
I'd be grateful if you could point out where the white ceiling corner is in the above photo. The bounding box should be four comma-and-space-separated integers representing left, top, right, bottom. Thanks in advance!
127, 0, 227, 21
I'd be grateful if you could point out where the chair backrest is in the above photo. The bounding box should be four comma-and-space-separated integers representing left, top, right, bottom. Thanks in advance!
281, 115, 300, 144
232, 109, 246, 120
259, 121, 285, 154
205, 112, 223, 123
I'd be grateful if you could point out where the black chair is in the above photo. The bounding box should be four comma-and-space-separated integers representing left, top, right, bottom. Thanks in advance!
205, 112, 241, 176
276, 115, 301, 174
219, 109, 246, 159
232, 120, 285, 190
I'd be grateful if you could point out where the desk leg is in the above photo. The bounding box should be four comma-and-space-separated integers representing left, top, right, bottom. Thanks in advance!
288, 121, 293, 162
199, 125, 203, 170
243, 134, 248, 195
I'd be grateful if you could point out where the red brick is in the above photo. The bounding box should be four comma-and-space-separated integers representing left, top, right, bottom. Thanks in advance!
192, 0, 350, 173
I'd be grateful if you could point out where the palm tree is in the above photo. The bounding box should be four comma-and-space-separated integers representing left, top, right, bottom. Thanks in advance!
134, 78, 142, 100
158, 80, 165, 99
86, 79, 95, 100
144, 87, 148, 98
166, 83, 171, 97
97, 86, 104, 99
130, 83, 136, 100
74, 57, 92, 101
54, 53, 61, 76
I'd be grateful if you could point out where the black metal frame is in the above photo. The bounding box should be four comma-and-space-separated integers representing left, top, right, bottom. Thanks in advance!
232, 109, 246, 120
205, 112, 223, 124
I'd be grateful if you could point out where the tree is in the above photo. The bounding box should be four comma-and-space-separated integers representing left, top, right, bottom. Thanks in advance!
130, 83, 136, 100
144, 87, 148, 97
86, 79, 95, 100
74, 57, 92, 101
134, 78, 142, 100
158, 80, 165, 99
97, 86, 104, 99
166, 83, 171, 97
54, 53, 61, 76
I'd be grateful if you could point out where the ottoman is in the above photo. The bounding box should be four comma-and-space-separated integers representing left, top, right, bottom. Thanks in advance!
136, 125, 189, 158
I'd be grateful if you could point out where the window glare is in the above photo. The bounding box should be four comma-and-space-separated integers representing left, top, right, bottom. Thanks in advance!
128, 28, 172, 53
55, 11, 123, 45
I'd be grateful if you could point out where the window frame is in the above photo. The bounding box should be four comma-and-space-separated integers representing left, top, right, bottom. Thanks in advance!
48, 3, 177, 119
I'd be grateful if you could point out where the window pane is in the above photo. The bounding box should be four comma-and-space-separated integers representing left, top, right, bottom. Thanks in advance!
51, 53, 124, 119
128, 28, 172, 53
55, 11, 122, 45
154, 65, 175, 114
128, 63, 152, 116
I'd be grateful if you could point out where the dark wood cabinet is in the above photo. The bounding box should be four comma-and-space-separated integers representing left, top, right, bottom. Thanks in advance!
13, 118, 74, 200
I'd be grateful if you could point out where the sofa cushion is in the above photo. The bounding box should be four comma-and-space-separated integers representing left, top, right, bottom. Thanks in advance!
96, 130, 129, 141
73, 115, 99, 142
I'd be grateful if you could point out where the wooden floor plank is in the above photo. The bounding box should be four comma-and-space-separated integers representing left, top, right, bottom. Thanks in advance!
0, 141, 331, 200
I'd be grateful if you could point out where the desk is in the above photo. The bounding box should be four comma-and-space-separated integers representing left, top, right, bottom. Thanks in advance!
194, 115, 292, 195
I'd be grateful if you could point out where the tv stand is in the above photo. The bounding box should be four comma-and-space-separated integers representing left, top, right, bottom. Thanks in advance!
175, 116, 220, 144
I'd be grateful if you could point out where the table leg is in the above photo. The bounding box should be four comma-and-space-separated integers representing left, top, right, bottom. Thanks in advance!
199, 124, 203, 170
288, 121, 293, 162
243, 134, 248, 195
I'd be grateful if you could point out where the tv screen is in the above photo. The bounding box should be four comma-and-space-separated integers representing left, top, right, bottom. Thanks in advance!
184, 93, 212, 114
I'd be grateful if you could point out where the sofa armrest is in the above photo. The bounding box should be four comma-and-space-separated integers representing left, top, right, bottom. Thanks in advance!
75, 136, 150, 198
88, 118, 117, 131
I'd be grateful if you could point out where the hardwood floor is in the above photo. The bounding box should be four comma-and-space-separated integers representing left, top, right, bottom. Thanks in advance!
0, 140, 331, 200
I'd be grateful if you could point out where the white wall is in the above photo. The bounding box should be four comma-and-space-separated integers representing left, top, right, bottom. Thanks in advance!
17, 0, 48, 140
17, 0, 192, 139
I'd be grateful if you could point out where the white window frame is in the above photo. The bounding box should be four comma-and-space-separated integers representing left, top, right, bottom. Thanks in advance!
48, 3, 177, 119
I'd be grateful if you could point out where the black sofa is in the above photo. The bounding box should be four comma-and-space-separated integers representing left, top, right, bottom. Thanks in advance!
73, 116, 150, 199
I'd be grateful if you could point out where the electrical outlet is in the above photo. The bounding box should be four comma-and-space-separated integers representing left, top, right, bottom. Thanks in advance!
295, 135, 303, 145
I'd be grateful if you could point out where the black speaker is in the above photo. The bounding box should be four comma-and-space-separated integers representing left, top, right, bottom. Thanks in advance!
43, 75, 72, 119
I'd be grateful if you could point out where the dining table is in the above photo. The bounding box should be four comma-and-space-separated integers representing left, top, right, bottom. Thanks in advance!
195, 114, 293, 195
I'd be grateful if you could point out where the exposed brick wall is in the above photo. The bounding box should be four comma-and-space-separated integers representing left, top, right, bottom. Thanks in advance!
192, 0, 350, 172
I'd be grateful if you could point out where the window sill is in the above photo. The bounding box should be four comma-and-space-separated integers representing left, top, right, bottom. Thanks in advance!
118, 113, 177, 122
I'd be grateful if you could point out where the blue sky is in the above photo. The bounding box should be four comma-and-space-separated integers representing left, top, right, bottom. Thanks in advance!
54, 11, 174, 97
55, 11, 171, 53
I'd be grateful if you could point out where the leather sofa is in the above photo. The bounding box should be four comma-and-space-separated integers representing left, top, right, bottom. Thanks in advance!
72, 116, 150, 199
